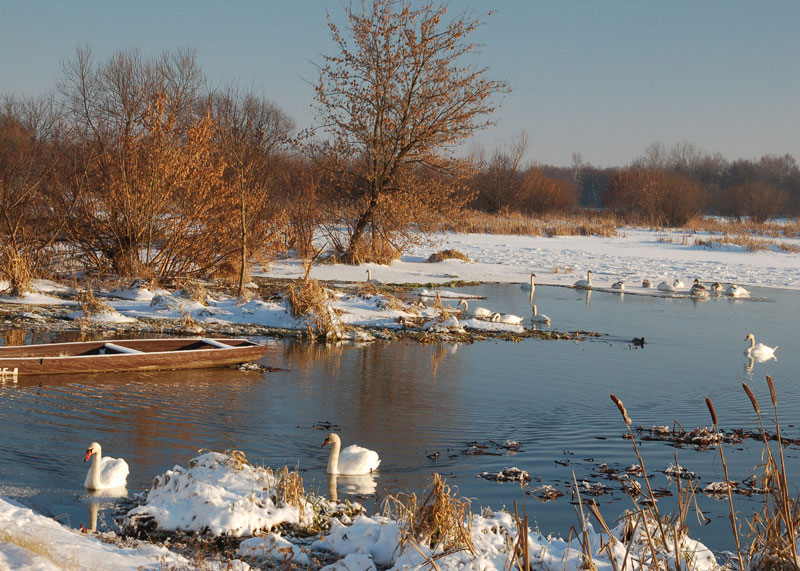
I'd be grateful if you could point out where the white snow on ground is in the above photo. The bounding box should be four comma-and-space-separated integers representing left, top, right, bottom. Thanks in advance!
265, 228, 800, 290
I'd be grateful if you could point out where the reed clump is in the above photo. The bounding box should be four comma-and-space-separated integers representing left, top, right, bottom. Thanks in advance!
76, 283, 113, 315
443, 210, 618, 237
284, 277, 338, 339
426, 249, 470, 263
385, 473, 475, 557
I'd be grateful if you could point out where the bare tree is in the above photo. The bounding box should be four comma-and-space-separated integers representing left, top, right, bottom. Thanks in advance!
313, 0, 508, 262
60, 46, 229, 279
212, 88, 294, 294
471, 132, 527, 213
0, 94, 67, 293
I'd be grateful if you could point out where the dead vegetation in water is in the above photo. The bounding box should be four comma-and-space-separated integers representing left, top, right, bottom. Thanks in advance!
76, 283, 113, 315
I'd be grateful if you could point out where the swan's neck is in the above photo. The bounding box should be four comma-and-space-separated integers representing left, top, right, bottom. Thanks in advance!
587, 272, 592, 285
530, 275, 535, 288
748, 336, 756, 349
327, 440, 341, 474
87, 450, 101, 489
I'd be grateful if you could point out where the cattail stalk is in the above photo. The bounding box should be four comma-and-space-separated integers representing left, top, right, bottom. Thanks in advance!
706, 396, 744, 570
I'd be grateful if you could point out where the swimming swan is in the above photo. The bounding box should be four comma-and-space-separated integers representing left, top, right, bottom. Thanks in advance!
323, 433, 380, 475
611, 280, 625, 290
573, 270, 592, 289
531, 304, 550, 324
642, 279, 652, 288
520, 273, 536, 291
84, 442, 129, 490
458, 299, 494, 320
744, 333, 777, 361
711, 281, 723, 293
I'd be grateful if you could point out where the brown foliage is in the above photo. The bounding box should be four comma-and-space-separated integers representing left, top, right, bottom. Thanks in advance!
519, 166, 579, 214
0, 95, 65, 293
605, 167, 708, 227
313, 0, 507, 262
717, 181, 788, 223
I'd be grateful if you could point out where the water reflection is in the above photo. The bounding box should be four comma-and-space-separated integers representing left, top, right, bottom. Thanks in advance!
327, 473, 378, 502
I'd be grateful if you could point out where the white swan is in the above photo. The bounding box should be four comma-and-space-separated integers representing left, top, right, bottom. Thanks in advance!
744, 333, 777, 361
642, 279, 652, 288
531, 304, 550, 324
520, 273, 536, 291
711, 282, 723, 293
458, 299, 494, 320
573, 270, 592, 289
690, 279, 709, 297
727, 284, 750, 297
491, 312, 524, 325
673, 279, 685, 289
657, 281, 676, 292
323, 433, 380, 475
84, 442, 129, 490
611, 280, 625, 290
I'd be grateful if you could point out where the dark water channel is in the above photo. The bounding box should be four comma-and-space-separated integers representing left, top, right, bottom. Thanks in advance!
1, 283, 799, 553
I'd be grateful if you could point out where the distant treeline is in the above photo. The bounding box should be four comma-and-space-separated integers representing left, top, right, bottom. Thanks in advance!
2, 45, 798, 293
470, 139, 800, 227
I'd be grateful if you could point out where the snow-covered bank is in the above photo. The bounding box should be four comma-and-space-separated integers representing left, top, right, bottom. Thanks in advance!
0, 450, 723, 570
265, 228, 800, 290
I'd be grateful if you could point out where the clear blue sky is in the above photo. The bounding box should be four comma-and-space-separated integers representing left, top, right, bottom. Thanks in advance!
2, 1, 798, 167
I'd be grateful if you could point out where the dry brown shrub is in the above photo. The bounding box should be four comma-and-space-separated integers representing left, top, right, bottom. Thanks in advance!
179, 280, 209, 304
0, 251, 33, 296
285, 278, 337, 339
426, 249, 470, 263
76, 284, 112, 315
385, 473, 475, 557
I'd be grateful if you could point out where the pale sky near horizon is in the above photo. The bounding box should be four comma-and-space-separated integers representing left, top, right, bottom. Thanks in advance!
2, 1, 798, 167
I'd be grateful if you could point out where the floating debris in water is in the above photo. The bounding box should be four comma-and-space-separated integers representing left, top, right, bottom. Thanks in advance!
528, 484, 563, 501
478, 467, 531, 483
663, 463, 698, 480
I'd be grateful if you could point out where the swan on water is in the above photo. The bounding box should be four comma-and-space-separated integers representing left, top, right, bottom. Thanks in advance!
711, 282, 723, 293
84, 442, 129, 490
458, 299, 494, 320
642, 278, 652, 288
491, 312, 524, 325
531, 304, 550, 324
727, 284, 750, 297
573, 270, 592, 289
323, 433, 380, 475
690, 279, 709, 297
673, 279, 685, 289
521, 273, 536, 291
611, 279, 625, 290
744, 333, 777, 361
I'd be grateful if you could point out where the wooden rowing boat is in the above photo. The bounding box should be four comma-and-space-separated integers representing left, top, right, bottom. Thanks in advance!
0, 338, 267, 376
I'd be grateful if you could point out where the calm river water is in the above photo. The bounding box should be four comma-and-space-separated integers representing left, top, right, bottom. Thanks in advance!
1, 283, 799, 552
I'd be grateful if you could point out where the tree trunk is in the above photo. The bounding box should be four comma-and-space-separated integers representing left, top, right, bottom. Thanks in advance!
237, 189, 247, 296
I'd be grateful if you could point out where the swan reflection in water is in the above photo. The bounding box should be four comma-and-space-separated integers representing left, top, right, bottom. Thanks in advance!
84, 487, 127, 533
327, 473, 378, 503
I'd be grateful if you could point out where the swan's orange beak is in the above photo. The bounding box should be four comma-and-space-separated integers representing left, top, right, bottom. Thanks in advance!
322, 437, 331, 448
84, 450, 93, 462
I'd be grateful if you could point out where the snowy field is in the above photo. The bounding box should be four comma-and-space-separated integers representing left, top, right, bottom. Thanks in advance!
1, 226, 799, 569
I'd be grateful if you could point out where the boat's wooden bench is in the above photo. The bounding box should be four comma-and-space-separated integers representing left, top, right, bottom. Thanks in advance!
101, 343, 144, 354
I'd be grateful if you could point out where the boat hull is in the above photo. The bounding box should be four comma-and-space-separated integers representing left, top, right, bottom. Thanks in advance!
0, 338, 267, 375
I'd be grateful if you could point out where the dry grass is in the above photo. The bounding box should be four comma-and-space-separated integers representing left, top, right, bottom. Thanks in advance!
179, 280, 209, 304
271, 465, 306, 517
76, 283, 113, 315
426, 249, 470, 263
285, 277, 338, 339
442, 210, 619, 237
0, 526, 79, 570
685, 216, 800, 238
0, 250, 34, 296
385, 473, 475, 558
695, 233, 800, 253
